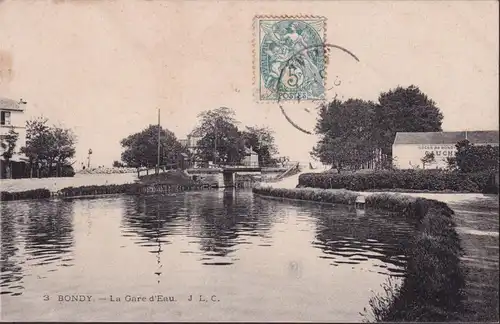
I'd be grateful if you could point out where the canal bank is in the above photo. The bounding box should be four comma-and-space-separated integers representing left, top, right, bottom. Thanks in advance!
253, 185, 466, 321
256, 166, 499, 322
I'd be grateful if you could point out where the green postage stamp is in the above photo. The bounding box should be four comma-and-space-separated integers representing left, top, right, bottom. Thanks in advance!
254, 15, 327, 102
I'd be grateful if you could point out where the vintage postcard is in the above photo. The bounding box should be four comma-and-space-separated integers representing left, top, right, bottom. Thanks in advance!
0, 1, 498, 323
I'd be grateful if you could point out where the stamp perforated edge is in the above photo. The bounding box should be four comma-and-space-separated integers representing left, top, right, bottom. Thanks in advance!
252, 14, 328, 104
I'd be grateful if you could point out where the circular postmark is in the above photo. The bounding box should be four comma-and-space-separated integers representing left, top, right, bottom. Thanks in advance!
275, 43, 360, 134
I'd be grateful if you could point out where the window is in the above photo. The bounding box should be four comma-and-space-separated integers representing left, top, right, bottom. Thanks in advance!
1, 111, 11, 126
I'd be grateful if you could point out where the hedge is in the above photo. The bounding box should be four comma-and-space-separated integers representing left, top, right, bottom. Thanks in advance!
0, 189, 51, 201
252, 186, 466, 322
58, 184, 144, 197
1, 183, 211, 202
298, 170, 499, 194
252, 186, 359, 205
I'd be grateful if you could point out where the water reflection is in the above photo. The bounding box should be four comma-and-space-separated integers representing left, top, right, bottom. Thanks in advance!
1, 200, 74, 296
1, 203, 25, 296
1, 190, 420, 321
120, 190, 274, 267
295, 201, 415, 277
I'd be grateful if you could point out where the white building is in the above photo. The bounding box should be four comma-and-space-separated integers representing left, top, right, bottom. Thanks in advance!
392, 130, 499, 169
243, 147, 259, 167
0, 97, 27, 161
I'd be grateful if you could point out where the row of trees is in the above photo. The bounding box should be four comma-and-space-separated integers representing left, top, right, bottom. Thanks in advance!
1, 117, 77, 178
311, 85, 444, 171
119, 107, 284, 169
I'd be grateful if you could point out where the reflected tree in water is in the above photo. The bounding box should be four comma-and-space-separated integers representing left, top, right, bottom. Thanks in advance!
121, 195, 184, 248
1, 203, 28, 296
121, 191, 276, 266
196, 190, 241, 259
308, 203, 415, 275
24, 200, 74, 268
193, 190, 275, 264
121, 194, 186, 283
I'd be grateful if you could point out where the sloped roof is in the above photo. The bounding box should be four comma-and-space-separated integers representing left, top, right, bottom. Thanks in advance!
393, 131, 499, 145
0, 98, 24, 111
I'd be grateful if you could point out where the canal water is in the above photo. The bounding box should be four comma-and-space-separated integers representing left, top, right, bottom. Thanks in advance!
1, 190, 415, 322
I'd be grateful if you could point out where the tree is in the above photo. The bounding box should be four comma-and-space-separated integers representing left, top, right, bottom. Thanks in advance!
450, 140, 499, 173
420, 152, 435, 169
311, 98, 378, 172
112, 160, 126, 168
1, 127, 19, 178
21, 117, 77, 177
241, 126, 279, 166
48, 126, 77, 176
193, 107, 246, 164
120, 124, 185, 168
374, 85, 443, 158
21, 117, 50, 177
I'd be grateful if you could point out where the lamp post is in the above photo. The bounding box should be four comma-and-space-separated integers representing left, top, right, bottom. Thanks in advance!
87, 149, 92, 169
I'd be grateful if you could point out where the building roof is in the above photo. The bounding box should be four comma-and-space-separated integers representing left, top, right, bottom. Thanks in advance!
393, 131, 499, 145
0, 98, 25, 111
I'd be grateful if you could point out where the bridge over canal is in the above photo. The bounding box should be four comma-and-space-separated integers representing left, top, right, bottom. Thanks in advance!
186, 166, 262, 188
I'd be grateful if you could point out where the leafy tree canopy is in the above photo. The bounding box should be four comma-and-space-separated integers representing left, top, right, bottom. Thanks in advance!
192, 107, 279, 165
375, 85, 443, 155
21, 117, 77, 174
120, 124, 184, 168
311, 98, 378, 171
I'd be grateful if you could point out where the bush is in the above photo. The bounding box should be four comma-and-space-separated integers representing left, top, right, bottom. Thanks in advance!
61, 165, 75, 177
298, 169, 499, 194
58, 183, 144, 197
252, 186, 358, 205
0, 189, 51, 201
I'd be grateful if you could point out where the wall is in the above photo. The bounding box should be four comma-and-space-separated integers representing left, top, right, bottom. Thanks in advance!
0, 109, 27, 158
243, 153, 259, 167
392, 143, 456, 169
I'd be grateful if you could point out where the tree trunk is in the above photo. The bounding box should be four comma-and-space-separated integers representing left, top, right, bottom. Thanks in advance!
6, 159, 11, 179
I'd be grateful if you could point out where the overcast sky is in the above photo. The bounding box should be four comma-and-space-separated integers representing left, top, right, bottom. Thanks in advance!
0, 0, 498, 167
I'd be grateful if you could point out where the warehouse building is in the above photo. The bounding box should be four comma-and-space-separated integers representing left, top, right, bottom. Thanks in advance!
392, 130, 499, 169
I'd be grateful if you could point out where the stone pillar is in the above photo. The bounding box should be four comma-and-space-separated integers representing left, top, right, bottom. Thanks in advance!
222, 172, 235, 188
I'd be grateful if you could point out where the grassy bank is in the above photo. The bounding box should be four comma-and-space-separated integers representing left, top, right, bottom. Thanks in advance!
252, 186, 466, 322
1, 182, 211, 201
0, 189, 52, 201
139, 170, 196, 185
298, 170, 499, 194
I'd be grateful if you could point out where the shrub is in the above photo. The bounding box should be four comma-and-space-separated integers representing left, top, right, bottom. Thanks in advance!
58, 183, 145, 197
299, 169, 498, 194
253, 186, 358, 205
0, 189, 51, 201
